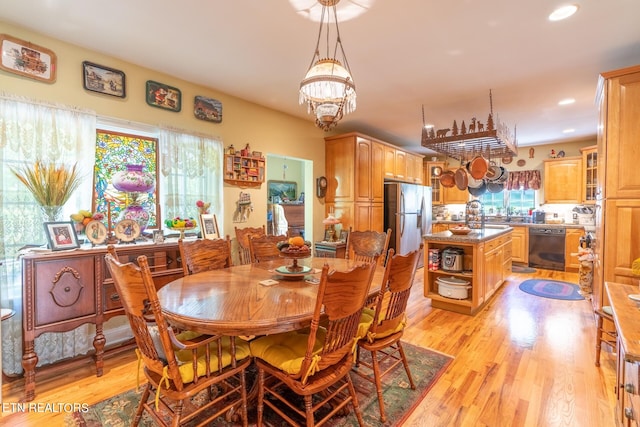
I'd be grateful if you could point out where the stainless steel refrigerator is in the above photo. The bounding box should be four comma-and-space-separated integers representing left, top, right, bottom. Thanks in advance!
384, 182, 432, 266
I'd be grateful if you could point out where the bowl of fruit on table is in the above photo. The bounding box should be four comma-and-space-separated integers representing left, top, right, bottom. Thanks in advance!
165, 217, 197, 239
277, 236, 312, 272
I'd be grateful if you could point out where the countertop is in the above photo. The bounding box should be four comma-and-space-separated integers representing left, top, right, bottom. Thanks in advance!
605, 282, 640, 361
433, 220, 586, 230
424, 226, 512, 244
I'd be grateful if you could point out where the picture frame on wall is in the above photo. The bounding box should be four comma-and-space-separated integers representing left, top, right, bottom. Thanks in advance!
82, 61, 126, 98
44, 221, 80, 251
268, 180, 297, 203
0, 33, 56, 83
146, 80, 181, 112
194, 95, 222, 123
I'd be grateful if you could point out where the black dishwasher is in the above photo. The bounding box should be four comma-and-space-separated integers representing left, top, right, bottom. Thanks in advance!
528, 227, 566, 271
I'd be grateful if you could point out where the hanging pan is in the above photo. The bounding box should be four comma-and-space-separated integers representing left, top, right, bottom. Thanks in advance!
455, 160, 468, 191
487, 181, 505, 193
468, 180, 487, 197
440, 170, 456, 188
469, 151, 489, 180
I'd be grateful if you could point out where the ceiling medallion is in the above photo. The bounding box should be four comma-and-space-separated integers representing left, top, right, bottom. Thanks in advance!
299, 0, 356, 131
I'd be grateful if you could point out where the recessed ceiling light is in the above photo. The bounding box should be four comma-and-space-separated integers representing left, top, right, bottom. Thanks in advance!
562, 128, 576, 133
549, 4, 579, 21
558, 98, 575, 106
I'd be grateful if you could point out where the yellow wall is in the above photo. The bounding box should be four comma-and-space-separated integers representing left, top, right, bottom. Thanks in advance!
0, 21, 328, 245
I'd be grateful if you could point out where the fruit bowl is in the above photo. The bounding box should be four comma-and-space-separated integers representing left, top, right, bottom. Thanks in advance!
449, 226, 472, 235
167, 225, 197, 239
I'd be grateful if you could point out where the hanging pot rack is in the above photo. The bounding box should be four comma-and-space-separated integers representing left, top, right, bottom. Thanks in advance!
420, 90, 518, 162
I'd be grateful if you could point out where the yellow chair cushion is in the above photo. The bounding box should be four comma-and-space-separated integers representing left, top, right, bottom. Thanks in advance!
172, 333, 251, 384
361, 308, 407, 343
250, 328, 327, 375
357, 308, 375, 340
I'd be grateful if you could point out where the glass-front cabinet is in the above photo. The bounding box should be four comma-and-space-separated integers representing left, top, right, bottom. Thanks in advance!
581, 145, 597, 204
425, 161, 445, 205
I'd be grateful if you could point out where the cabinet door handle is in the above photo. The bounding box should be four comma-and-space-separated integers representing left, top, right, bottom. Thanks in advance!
625, 407, 634, 420
110, 293, 120, 302
625, 383, 636, 394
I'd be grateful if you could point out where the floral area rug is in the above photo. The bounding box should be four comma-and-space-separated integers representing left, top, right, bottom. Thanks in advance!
65, 342, 452, 426
519, 279, 585, 301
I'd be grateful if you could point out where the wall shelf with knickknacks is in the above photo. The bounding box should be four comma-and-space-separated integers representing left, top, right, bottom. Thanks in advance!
224, 153, 265, 188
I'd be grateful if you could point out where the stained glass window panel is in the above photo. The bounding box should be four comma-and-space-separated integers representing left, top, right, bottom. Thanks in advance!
94, 130, 159, 229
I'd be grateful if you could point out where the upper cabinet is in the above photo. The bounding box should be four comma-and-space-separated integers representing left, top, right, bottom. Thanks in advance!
543, 157, 582, 204
580, 145, 598, 204
598, 66, 640, 199
383, 144, 423, 184
425, 161, 445, 205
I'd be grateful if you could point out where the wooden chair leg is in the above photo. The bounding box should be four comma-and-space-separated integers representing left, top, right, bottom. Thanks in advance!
347, 374, 366, 427
256, 369, 265, 427
595, 314, 604, 367
370, 349, 387, 422
304, 395, 314, 427
397, 342, 416, 389
133, 383, 151, 427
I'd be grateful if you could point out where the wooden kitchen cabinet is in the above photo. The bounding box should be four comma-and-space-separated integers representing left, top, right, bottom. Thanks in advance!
325, 133, 384, 232
425, 161, 445, 205
593, 65, 640, 313
543, 156, 583, 204
581, 145, 598, 204
431, 223, 450, 233
564, 228, 584, 272
406, 153, 424, 184
605, 283, 640, 427
510, 225, 528, 264
423, 229, 512, 315
383, 144, 423, 183
20, 242, 184, 401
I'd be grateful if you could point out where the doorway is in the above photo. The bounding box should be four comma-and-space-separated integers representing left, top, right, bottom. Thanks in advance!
266, 155, 314, 242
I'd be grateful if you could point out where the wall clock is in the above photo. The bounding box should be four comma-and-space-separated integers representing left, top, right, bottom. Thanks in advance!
316, 176, 328, 198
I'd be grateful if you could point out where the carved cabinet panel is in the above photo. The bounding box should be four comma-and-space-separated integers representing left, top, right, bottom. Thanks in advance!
34, 258, 96, 326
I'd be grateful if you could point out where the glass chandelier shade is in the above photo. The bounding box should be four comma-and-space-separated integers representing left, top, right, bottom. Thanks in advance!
299, 0, 356, 131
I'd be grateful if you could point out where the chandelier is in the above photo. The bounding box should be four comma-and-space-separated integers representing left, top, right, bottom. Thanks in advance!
299, 0, 356, 131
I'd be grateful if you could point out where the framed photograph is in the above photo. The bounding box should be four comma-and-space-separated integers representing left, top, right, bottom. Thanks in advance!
194, 96, 222, 123
44, 221, 80, 251
268, 180, 297, 203
146, 80, 181, 112
200, 214, 220, 240
0, 34, 56, 83
82, 61, 126, 98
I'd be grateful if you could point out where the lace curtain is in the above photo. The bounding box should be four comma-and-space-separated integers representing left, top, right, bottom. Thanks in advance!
505, 169, 541, 191
0, 95, 97, 375
159, 128, 223, 225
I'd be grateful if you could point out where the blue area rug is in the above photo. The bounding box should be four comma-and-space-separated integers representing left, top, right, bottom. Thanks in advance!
519, 279, 584, 300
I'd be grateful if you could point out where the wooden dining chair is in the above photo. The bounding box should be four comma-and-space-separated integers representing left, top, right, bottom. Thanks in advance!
353, 245, 423, 422
595, 305, 617, 367
248, 234, 288, 263
234, 225, 266, 264
179, 236, 233, 275
249, 261, 378, 427
104, 246, 252, 427
346, 227, 392, 265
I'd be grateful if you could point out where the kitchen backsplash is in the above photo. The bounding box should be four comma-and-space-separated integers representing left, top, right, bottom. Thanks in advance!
433, 203, 595, 225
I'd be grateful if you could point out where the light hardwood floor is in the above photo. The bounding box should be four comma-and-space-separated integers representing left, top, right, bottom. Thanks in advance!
1, 267, 618, 426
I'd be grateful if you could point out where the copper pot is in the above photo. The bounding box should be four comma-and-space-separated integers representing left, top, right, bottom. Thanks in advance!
455, 165, 468, 191
440, 170, 456, 188
469, 154, 489, 179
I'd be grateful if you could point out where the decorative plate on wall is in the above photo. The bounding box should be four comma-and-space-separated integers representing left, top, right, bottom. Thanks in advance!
501, 155, 513, 164
517, 159, 526, 167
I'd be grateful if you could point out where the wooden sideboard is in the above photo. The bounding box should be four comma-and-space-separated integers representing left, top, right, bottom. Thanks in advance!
21, 241, 184, 401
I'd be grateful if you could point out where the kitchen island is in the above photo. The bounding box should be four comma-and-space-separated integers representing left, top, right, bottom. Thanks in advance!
424, 227, 513, 315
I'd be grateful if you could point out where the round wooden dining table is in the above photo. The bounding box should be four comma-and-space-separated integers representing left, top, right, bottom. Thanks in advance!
157, 257, 385, 336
